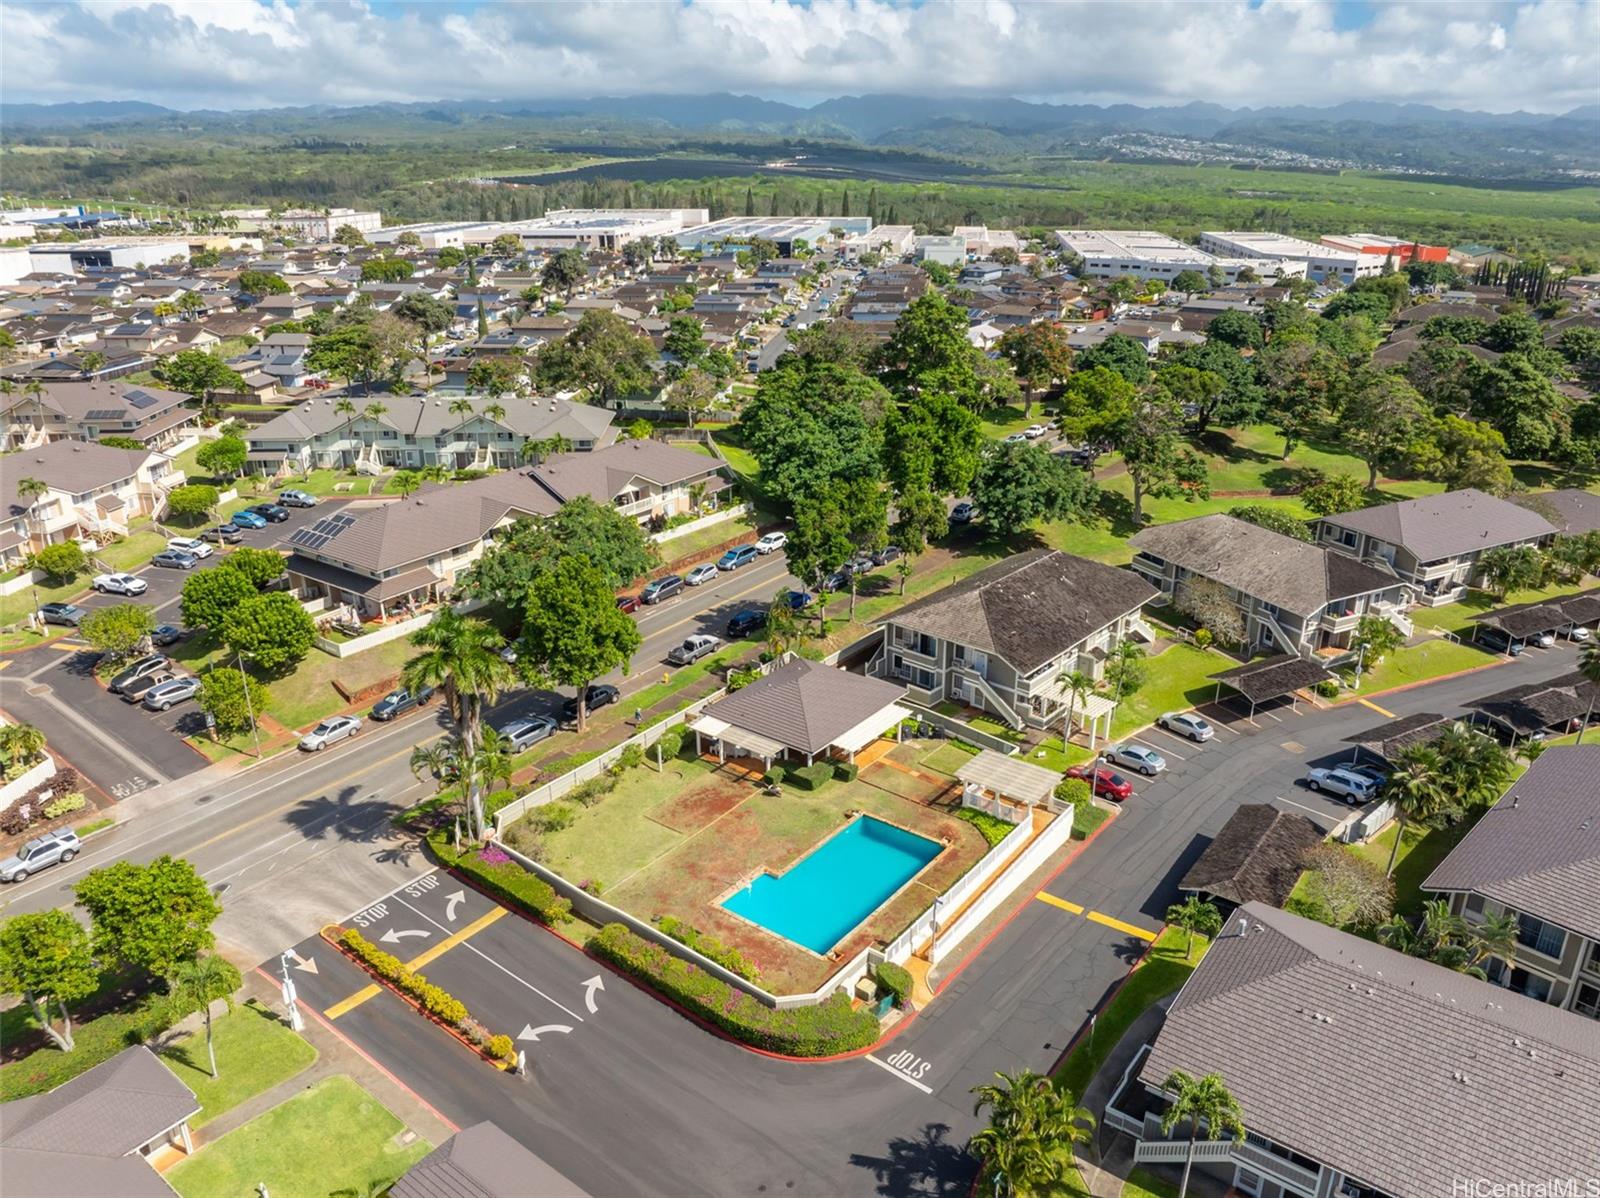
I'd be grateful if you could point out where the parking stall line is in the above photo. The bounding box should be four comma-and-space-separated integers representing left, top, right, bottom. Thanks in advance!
1275, 793, 1339, 819
1132, 734, 1185, 760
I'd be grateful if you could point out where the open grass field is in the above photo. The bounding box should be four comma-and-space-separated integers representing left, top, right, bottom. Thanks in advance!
159, 1000, 317, 1126
1342, 638, 1502, 697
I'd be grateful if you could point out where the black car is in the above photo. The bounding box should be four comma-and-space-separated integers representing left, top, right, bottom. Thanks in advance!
203, 524, 244, 545
562, 684, 620, 721
150, 624, 184, 647
872, 545, 903, 566
109, 654, 170, 694
249, 503, 291, 523
727, 608, 768, 638
1064, 445, 1098, 468
369, 685, 435, 721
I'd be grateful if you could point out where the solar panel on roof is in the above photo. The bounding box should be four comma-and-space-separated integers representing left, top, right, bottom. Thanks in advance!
123, 389, 161, 409
85, 409, 125, 421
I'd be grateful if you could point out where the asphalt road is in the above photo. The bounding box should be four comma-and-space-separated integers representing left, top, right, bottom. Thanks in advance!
755, 275, 850, 372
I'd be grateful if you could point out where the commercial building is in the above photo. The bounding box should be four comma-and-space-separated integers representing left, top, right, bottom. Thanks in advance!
951, 226, 1021, 257
914, 235, 966, 266
840, 224, 916, 259
26, 238, 191, 275
1054, 230, 1304, 284
271, 208, 382, 241
674, 216, 871, 255
369, 209, 707, 252
1318, 233, 1449, 263
1199, 231, 1381, 283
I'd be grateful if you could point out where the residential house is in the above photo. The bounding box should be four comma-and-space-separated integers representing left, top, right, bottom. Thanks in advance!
0, 1045, 201, 1198
1130, 514, 1413, 658
229, 333, 318, 388
1422, 745, 1600, 1019
1105, 901, 1600, 1198
0, 380, 197, 451
872, 549, 1158, 731
390, 1121, 591, 1198
1313, 488, 1557, 606
2, 440, 183, 565
247, 292, 317, 322
1522, 487, 1600, 535
246, 394, 615, 475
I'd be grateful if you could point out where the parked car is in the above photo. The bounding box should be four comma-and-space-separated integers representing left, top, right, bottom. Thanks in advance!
562, 684, 620, 721
92, 572, 147, 596
249, 503, 290, 523
872, 545, 903, 566
0, 829, 82, 883
950, 501, 975, 524
38, 602, 86, 627
150, 624, 184, 647
142, 676, 200, 711
822, 569, 850, 592
1531, 630, 1556, 648
1305, 766, 1378, 804
300, 715, 361, 751
1102, 743, 1167, 776
727, 608, 767, 638
278, 489, 318, 508
779, 589, 812, 612
370, 686, 435, 721
1475, 627, 1524, 657
641, 575, 683, 604
1560, 623, 1592, 642
685, 563, 721, 586
1156, 712, 1214, 742
1025, 424, 1050, 439
231, 510, 268, 530
204, 524, 244, 545
1065, 446, 1098, 468
497, 716, 557, 752
846, 555, 876, 576
150, 549, 199, 571
166, 536, 213, 559
668, 633, 720, 666
755, 532, 788, 555
717, 544, 758, 571
1347, 765, 1389, 792
1003, 431, 1030, 445
119, 670, 176, 704
1064, 763, 1134, 802
615, 594, 640, 614
109, 654, 170, 694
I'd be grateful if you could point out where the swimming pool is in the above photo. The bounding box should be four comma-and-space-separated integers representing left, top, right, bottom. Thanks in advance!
721, 816, 942, 954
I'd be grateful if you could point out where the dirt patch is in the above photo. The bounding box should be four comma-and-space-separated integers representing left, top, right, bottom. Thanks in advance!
331, 673, 402, 705
650, 773, 751, 834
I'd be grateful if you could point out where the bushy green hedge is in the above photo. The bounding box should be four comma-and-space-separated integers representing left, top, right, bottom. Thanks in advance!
788, 762, 834, 791
428, 831, 572, 925
657, 915, 761, 982
955, 805, 1015, 848
1072, 802, 1111, 841
0, 991, 188, 1102
590, 923, 878, 1057
875, 962, 913, 1008
340, 929, 516, 1062
833, 761, 859, 782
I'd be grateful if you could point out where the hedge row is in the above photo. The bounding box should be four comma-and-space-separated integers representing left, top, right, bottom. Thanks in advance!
339, 929, 516, 1064
874, 962, 913, 1008
657, 915, 761, 983
590, 923, 879, 1057
427, 830, 572, 925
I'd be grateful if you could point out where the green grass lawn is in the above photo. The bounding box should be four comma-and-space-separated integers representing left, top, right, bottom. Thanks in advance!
158, 1001, 317, 1127
272, 468, 376, 497
0, 573, 89, 628
1408, 582, 1592, 637
1, 983, 172, 1102
1110, 643, 1229, 739
1343, 638, 1499, 697
657, 511, 758, 565
1054, 927, 1208, 1101
1349, 810, 1485, 918
979, 405, 1041, 440
166, 1076, 430, 1198
1122, 1167, 1181, 1198
260, 636, 414, 729
95, 529, 168, 572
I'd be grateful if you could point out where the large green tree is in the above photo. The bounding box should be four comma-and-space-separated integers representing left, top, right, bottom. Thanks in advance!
996, 322, 1073, 416
0, 910, 99, 1052
80, 603, 156, 663
222, 591, 316, 674
194, 434, 247, 480
532, 310, 657, 406
198, 666, 270, 737
518, 555, 642, 733
158, 351, 245, 404
547, 496, 658, 590
1114, 391, 1211, 526
1073, 333, 1150, 385
741, 357, 887, 506
222, 546, 287, 589
1204, 309, 1264, 350
1469, 355, 1568, 459
181, 565, 257, 631
540, 247, 588, 296
75, 856, 221, 979
1340, 369, 1431, 489
877, 292, 1011, 409
970, 441, 1096, 536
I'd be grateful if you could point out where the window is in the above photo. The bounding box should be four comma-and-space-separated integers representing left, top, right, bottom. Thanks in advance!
1464, 893, 1485, 917
1516, 914, 1566, 960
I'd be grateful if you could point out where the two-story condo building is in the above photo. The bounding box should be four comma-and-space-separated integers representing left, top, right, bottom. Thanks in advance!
1106, 901, 1600, 1198
0, 380, 197, 452
1130, 514, 1412, 658
246, 394, 616, 476
1313, 488, 1557, 606
871, 549, 1158, 731
1423, 745, 1600, 1021
2, 440, 184, 566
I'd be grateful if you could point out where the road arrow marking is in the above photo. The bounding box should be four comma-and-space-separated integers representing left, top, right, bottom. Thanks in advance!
287, 949, 319, 974
379, 927, 431, 945
444, 890, 466, 922
581, 974, 604, 1014
518, 1023, 573, 1042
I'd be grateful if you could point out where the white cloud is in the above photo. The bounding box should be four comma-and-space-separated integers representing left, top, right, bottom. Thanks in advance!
1, 0, 1595, 114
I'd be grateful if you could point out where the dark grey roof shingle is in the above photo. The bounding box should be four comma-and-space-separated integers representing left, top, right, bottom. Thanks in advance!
1179, 804, 1326, 906
1467, 670, 1600, 736
702, 658, 907, 756
390, 1121, 590, 1198
1318, 488, 1557, 562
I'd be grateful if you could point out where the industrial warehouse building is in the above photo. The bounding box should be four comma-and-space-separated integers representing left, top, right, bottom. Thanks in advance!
1054, 230, 1304, 283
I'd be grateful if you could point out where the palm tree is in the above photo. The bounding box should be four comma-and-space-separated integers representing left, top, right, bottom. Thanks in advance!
1577, 640, 1600, 745
1165, 897, 1222, 960
79, 350, 107, 377
167, 954, 239, 1080
1383, 744, 1450, 877
1159, 1071, 1245, 1198
360, 401, 388, 466
15, 477, 48, 554
408, 739, 454, 785
519, 434, 570, 467
1468, 911, 1520, 979
23, 379, 47, 443
334, 398, 357, 468
1056, 669, 1094, 746
968, 1070, 1094, 1197
482, 401, 507, 425
402, 608, 516, 839
391, 469, 422, 497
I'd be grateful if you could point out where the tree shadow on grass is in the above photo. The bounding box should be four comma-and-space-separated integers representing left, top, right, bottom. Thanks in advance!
848, 1122, 973, 1198
1197, 428, 1274, 465
1096, 491, 1140, 539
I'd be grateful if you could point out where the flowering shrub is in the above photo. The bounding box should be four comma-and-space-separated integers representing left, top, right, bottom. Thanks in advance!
338, 928, 512, 1060
477, 844, 511, 866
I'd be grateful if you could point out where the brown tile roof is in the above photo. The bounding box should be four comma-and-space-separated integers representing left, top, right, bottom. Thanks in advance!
1423, 745, 1600, 941
1179, 804, 1326, 906
526, 439, 725, 507
702, 658, 907, 756
1466, 669, 1600, 737
1141, 902, 1600, 1197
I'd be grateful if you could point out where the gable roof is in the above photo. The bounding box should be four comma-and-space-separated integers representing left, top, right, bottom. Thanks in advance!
1179, 804, 1325, 907
1141, 902, 1600, 1198
526, 439, 724, 507
701, 658, 907, 756
248, 395, 614, 446
1523, 488, 1600, 536
390, 1121, 590, 1198
1422, 745, 1600, 941
1318, 489, 1557, 561
884, 549, 1157, 673
3, 441, 155, 519
1129, 514, 1401, 617
1465, 669, 1600, 737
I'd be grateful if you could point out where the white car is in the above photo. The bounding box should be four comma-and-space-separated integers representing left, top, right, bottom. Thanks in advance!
1157, 711, 1215, 742
1305, 766, 1378, 804
1025, 424, 1050, 439
1562, 624, 1592, 641
685, 563, 720, 586
755, 531, 788, 555
166, 536, 213, 559
299, 715, 361, 751
1102, 743, 1168, 776
1003, 431, 1030, 444
92, 572, 148, 596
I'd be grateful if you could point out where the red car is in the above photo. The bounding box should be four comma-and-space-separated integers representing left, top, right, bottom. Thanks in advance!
1065, 762, 1134, 802
615, 594, 640, 614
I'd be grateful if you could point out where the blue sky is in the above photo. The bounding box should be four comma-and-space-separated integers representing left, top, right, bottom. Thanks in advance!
2, 1, 1595, 114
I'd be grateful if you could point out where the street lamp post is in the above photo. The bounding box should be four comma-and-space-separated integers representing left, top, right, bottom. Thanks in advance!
277, 950, 303, 1032
236, 650, 262, 758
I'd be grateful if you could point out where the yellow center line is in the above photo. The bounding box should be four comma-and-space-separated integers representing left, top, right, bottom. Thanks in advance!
1085, 910, 1159, 941
324, 906, 508, 1020
1035, 892, 1085, 914
1358, 697, 1398, 719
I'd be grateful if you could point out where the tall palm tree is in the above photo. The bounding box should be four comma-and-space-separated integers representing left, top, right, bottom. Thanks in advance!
481, 402, 507, 466
167, 954, 239, 1080
1159, 1071, 1245, 1198
402, 608, 516, 840
967, 1070, 1094, 1197
334, 398, 357, 468
1383, 744, 1449, 877
360, 401, 388, 465
1577, 639, 1600, 745
1468, 911, 1520, 980
23, 379, 47, 443
1056, 669, 1094, 746
16, 477, 48, 554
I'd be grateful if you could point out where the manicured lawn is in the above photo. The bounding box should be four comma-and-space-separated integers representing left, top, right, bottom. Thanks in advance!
979, 405, 1039, 440
96, 529, 168, 572
1408, 582, 1591, 637
1349, 809, 1485, 918
920, 741, 981, 775
1343, 638, 1500, 697
1054, 927, 1208, 1102
657, 511, 758, 565
166, 1076, 430, 1198
1109, 643, 1230, 739
0, 573, 89, 628
272, 468, 376, 497
260, 636, 415, 729
158, 1000, 317, 1126
0, 627, 51, 652
1123, 1166, 1181, 1198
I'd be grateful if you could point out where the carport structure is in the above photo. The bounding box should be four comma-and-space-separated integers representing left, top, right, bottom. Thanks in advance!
1466, 669, 1600, 746
956, 749, 1060, 822
1342, 711, 1453, 766
1208, 654, 1334, 720
1472, 587, 1600, 646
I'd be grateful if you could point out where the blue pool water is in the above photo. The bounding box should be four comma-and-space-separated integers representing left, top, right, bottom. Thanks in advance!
721, 816, 942, 954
